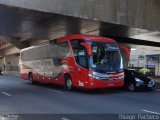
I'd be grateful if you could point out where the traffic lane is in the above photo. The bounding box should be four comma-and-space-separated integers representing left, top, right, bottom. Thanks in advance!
0, 76, 159, 114
0, 76, 67, 114
0, 76, 160, 114
1, 84, 131, 114
17, 114, 120, 120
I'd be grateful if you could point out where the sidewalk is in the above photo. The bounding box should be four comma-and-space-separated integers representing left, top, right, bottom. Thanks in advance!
152, 76, 160, 89
152, 76, 160, 83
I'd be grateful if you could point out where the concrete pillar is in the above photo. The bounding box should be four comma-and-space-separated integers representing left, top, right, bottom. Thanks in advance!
4, 54, 20, 76
4, 47, 20, 55
0, 50, 4, 57
0, 57, 5, 74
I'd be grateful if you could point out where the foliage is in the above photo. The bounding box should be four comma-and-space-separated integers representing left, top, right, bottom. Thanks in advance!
139, 68, 150, 73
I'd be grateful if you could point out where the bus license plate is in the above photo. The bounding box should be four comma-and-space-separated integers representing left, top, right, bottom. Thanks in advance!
108, 84, 114, 86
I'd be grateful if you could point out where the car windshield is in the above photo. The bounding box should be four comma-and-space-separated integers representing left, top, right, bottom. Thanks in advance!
87, 41, 123, 73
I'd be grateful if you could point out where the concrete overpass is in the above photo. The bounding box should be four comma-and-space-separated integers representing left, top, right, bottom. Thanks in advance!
0, 0, 160, 31
0, 0, 160, 75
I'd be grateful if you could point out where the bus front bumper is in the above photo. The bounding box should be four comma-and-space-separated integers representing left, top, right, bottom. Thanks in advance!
79, 78, 124, 89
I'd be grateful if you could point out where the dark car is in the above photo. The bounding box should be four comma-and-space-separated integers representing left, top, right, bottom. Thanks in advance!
0, 69, 3, 75
124, 69, 155, 91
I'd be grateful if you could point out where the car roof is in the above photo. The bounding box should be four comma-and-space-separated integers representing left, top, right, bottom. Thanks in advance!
124, 69, 135, 72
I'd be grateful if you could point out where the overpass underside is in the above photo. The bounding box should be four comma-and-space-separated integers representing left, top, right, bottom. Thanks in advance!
0, 1, 159, 75
0, 0, 160, 31
0, 4, 160, 48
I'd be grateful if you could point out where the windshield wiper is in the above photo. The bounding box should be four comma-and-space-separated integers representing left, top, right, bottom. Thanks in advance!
106, 71, 117, 74
106, 69, 123, 74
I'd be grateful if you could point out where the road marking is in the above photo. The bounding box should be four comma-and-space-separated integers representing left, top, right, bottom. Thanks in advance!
142, 110, 160, 115
61, 117, 70, 120
1, 92, 12, 97
47, 89, 63, 94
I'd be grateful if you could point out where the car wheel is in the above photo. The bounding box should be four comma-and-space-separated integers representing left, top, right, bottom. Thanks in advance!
64, 76, 72, 90
128, 83, 136, 92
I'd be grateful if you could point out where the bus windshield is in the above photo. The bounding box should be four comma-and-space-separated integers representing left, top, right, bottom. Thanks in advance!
88, 41, 123, 73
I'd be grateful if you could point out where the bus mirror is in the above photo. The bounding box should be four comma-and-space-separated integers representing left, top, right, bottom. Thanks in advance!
80, 43, 92, 56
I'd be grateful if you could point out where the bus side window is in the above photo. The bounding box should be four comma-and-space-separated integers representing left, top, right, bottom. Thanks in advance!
71, 40, 88, 68
52, 41, 70, 66
57, 41, 70, 58
78, 46, 87, 68
49, 44, 57, 58
70, 40, 79, 63
53, 57, 61, 66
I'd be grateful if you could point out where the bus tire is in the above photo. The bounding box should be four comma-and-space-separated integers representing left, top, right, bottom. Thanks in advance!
64, 75, 72, 90
28, 73, 37, 84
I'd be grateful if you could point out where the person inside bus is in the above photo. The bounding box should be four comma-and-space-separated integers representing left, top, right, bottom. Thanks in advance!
100, 55, 108, 64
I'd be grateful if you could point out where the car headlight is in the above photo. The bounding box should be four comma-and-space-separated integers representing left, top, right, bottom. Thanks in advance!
149, 79, 155, 84
135, 78, 144, 83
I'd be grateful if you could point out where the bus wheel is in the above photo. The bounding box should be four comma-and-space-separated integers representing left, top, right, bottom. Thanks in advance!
128, 83, 136, 92
28, 73, 37, 84
64, 76, 72, 90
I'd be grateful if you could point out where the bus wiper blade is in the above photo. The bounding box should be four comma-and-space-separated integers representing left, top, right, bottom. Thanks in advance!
106, 71, 117, 74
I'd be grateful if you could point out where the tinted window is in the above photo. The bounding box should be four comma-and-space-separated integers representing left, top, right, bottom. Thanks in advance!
57, 42, 70, 57
71, 40, 88, 68
21, 48, 39, 61
21, 44, 58, 61
48, 44, 58, 58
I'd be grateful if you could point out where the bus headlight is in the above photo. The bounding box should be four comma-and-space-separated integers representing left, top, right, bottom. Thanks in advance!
88, 74, 100, 80
118, 75, 124, 80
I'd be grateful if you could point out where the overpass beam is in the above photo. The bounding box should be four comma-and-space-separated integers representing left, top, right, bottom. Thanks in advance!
0, 0, 159, 31
0, 36, 29, 49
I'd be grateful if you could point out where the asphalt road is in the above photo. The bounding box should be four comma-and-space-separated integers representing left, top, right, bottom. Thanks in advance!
0, 76, 160, 119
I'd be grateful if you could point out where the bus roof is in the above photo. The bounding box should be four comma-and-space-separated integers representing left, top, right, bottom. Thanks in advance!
21, 34, 116, 52
21, 44, 48, 52
55, 34, 116, 43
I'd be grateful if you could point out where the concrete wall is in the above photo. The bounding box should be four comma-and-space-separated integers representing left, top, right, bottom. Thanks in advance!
30, 39, 49, 46
4, 46, 20, 55
1, 39, 49, 76
4, 54, 19, 76
130, 49, 160, 68
155, 62, 160, 76
0, 0, 160, 31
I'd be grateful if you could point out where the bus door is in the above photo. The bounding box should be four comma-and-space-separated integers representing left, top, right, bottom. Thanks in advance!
71, 40, 89, 88
52, 41, 71, 84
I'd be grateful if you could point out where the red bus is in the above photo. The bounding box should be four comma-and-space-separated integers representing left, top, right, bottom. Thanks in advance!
19, 34, 124, 90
